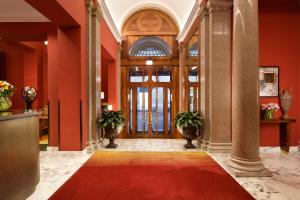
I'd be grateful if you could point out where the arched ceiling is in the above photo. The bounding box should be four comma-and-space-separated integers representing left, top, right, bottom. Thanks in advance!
103, 0, 197, 33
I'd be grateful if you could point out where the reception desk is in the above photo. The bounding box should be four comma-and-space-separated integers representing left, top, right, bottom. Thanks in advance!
0, 111, 40, 200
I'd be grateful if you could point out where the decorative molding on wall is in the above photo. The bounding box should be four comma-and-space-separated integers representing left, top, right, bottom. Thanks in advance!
122, 9, 178, 36
0, 16, 49, 22
98, 0, 121, 42
177, 1, 200, 42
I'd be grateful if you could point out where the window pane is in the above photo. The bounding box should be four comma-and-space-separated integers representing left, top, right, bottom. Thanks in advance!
189, 66, 199, 82
152, 87, 164, 133
189, 87, 194, 112
136, 87, 148, 133
152, 67, 171, 82
130, 68, 148, 82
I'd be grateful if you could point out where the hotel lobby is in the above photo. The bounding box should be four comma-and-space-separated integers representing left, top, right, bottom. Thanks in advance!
0, 0, 299, 200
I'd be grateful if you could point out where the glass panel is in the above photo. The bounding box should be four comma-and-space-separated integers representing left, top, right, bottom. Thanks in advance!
129, 89, 132, 135
136, 87, 148, 133
134, 47, 167, 57
152, 67, 171, 82
168, 88, 171, 131
130, 68, 148, 82
152, 87, 164, 133
189, 87, 194, 112
196, 87, 199, 111
189, 43, 199, 57
189, 66, 199, 82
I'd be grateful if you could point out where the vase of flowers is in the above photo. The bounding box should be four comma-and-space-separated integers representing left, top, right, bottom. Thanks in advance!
0, 81, 15, 112
22, 86, 37, 111
261, 103, 280, 120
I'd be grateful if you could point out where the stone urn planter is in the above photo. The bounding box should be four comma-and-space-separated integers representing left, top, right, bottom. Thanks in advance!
97, 111, 125, 149
175, 111, 204, 149
182, 127, 198, 149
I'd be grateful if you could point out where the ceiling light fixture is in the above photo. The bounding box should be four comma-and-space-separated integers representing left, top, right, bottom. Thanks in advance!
44, 41, 48, 45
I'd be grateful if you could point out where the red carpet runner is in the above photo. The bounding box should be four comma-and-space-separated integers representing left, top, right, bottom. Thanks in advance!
49, 152, 254, 200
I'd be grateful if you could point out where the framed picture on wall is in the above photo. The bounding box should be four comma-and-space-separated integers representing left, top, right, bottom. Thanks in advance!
259, 66, 279, 97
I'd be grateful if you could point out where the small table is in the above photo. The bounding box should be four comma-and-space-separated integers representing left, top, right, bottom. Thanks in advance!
260, 118, 296, 153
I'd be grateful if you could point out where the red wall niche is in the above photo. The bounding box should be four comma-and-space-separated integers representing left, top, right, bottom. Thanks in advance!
259, 2, 300, 146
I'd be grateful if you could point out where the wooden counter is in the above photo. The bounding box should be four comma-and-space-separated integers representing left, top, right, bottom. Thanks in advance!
0, 111, 40, 200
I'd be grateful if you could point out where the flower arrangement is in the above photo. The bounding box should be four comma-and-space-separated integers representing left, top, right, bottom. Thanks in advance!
0, 81, 15, 97
0, 81, 15, 111
22, 86, 37, 102
22, 86, 37, 111
261, 103, 280, 120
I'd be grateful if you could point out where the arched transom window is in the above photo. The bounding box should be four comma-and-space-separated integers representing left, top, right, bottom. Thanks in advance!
129, 37, 172, 57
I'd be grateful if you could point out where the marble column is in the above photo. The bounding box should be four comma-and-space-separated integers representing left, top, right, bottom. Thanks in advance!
86, 0, 102, 152
227, 0, 272, 177
206, 0, 233, 153
199, 4, 210, 150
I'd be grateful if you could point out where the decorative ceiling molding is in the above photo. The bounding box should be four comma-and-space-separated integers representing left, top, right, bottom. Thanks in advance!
98, 0, 121, 43
177, 1, 201, 42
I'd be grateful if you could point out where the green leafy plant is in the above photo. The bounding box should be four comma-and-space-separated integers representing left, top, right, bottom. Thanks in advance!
97, 111, 125, 129
175, 111, 204, 129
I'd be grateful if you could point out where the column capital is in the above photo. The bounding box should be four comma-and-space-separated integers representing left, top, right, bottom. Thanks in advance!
207, 0, 233, 13
198, 4, 209, 20
85, 0, 93, 14
91, 5, 102, 20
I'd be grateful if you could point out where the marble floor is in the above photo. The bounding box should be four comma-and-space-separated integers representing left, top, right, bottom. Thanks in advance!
27, 139, 300, 200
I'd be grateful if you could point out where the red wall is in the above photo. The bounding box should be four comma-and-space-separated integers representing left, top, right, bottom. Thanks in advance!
0, 41, 47, 110
259, 2, 300, 146
100, 18, 120, 110
0, 42, 24, 109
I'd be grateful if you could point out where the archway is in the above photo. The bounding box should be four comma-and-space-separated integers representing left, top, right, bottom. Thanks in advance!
120, 8, 181, 138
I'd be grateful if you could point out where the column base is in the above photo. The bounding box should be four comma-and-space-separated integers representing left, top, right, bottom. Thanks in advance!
199, 139, 209, 151
207, 142, 232, 153
226, 156, 272, 177
86, 140, 97, 153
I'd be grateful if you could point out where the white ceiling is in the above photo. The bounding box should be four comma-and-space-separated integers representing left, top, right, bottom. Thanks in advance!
0, 0, 49, 22
102, 0, 197, 32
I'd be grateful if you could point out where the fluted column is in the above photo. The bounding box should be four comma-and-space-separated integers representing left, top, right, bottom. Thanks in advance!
227, 0, 272, 177
86, 0, 102, 152
199, 4, 210, 150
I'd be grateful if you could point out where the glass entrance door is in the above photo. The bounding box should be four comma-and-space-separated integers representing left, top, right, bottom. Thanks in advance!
128, 66, 172, 138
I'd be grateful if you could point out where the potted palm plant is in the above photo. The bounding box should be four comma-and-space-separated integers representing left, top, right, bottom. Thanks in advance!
175, 111, 204, 149
97, 111, 125, 148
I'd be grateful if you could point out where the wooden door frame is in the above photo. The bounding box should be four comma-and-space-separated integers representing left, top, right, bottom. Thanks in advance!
122, 63, 176, 138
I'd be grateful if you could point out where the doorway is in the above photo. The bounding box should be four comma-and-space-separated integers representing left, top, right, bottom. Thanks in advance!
127, 66, 173, 138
